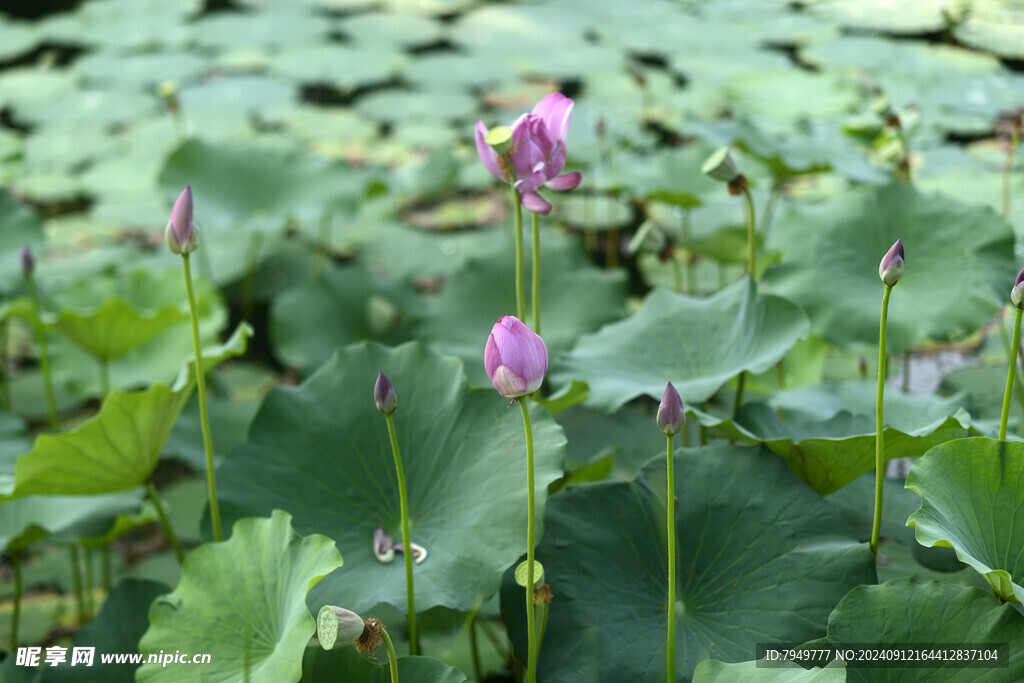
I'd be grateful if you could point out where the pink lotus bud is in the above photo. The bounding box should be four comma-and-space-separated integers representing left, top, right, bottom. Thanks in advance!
165, 186, 199, 255
1012, 267, 1024, 308
484, 315, 548, 398
878, 238, 904, 286
20, 246, 34, 276
374, 372, 397, 415
657, 381, 685, 435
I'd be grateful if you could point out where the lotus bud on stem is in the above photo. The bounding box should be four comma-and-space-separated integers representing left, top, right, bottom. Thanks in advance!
658, 382, 684, 683
870, 238, 904, 559
999, 268, 1024, 441
21, 246, 59, 432
166, 186, 221, 542
484, 315, 548, 683
374, 371, 418, 655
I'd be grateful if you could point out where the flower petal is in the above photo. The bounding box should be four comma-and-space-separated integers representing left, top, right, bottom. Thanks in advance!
475, 121, 505, 181
532, 92, 574, 142
520, 190, 552, 215
547, 171, 582, 191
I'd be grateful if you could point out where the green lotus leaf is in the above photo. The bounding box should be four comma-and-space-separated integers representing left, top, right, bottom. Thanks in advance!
762, 183, 1015, 354
0, 490, 144, 553
500, 445, 875, 682
42, 579, 169, 683
826, 578, 1024, 681
214, 341, 565, 616
137, 511, 343, 683
693, 657, 846, 682
906, 437, 1024, 603
50, 298, 188, 362
158, 139, 375, 232
1, 324, 251, 499
701, 393, 969, 494
554, 276, 809, 410
418, 233, 627, 388
953, 0, 1024, 60
809, 0, 947, 33
302, 648, 467, 682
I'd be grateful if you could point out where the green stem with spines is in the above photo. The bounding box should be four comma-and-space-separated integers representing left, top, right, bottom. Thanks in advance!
519, 398, 538, 683
147, 480, 185, 564
870, 284, 893, 558
742, 187, 756, 278
665, 432, 676, 683
531, 212, 541, 335
999, 305, 1023, 441
182, 253, 222, 542
26, 271, 59, 431
385, 412, 417, 656
511, 184, 525, 322
381, 626, 400, 683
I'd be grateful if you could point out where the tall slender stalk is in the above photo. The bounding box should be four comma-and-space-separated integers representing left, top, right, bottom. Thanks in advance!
511, 184, 525, 322
531, 212, 541, 335
519, 399, 538, 683
742, 187, 756, 278
0, 318, 10, 412
1000, 305, 1023, 441
380, 626, 400, 683
996, 306, 1024, 435
870, 284, 893, 558
25, 269, 59, 431
147, 480, 185, 564
69, 544, 86, 625
181, 253, 222, 542
83, 546, 95, 617
385, 412, 417, 655
10, 551, 22, 650
665, 432, 676, 683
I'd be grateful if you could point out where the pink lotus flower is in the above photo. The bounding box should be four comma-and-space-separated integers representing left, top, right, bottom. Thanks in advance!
475, 93, 583, 215
484, 315, 548, 398
165, 186, 199, 255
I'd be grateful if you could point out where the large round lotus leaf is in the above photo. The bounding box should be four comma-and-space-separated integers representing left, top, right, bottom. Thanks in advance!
762, 183, 1015, 354
826, 578, 1024, 681
808, 0, 947, 33
906, 437, 1024, 603
0, 19, 37, 62
500, 444, 875, 682
693, 658, 845, 682
355, 89, 478, 124
553, 277, 809, 411
302, 648, 466, 682
703, 399, 969, 495
39, 0, 199, 50
954, 0, 1024, 60
723, 69, 858, 124
341, 11, 443, 47
214, 342, 566, 615
15, 89, 157, 128
190, 8, 331, 49
0, 490, 144, 553
137, 511, 343, 683
270, 263, 411, 374
267, 44, 401, 92
43, 579, 169, 683
73, 51, 207, 89
0, 325, 250, 499
0, 190, 45, 295
159, 140, 373, 232
417, 233, 627, 388
0, 67, 76, 114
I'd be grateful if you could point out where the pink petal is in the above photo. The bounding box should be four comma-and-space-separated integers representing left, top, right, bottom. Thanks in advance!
515, 169, 547, 194
532, 92, 574, 142
547, 171, 582, 191
475, 121, 505, 181
170, 186, 194, 244
520, 190, 552, 215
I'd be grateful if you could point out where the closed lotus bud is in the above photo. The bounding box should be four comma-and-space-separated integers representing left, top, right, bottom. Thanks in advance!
484, 315, 548, 398
317, 605, 367, 650
657, 381, 685, 435
1012, 268, 1024, 308
701, 146, 740, 183
165, 186, 200, 255
20, 246, 34, 276
374, 371, 397, 415
878, 238, 904, 286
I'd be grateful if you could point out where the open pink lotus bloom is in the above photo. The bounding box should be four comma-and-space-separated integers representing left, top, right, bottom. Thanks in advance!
484, 315, 548, 398
475, 93, 583, 215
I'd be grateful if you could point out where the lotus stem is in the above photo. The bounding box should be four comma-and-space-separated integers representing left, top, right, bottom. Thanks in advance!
25, 269, 59, 431
10, 551, 22, 650
385, 412, 417, 655
870, 284, 893, 558
69, 544, 86, 625
519, 398, 538, 683
665, 432, 676, 683
999, 305, 1023, 440
742, 187, 756, 278
147, 480, 185, 565
531, 212, 541, 335
181, 253, 222, 542
511, 184, 525, 322
381, 625, 400, 683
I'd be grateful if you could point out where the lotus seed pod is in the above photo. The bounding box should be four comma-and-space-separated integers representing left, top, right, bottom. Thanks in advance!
317, 605, 367, 650
701, 146, 740, 183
